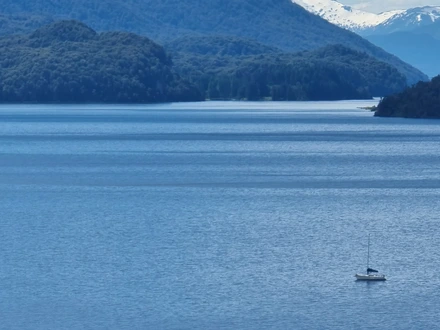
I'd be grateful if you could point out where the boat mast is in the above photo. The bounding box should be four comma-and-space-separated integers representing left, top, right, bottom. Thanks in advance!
367, 234, 370, 271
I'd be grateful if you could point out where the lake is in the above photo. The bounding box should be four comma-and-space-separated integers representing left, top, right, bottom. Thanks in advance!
0, 101, 439, 329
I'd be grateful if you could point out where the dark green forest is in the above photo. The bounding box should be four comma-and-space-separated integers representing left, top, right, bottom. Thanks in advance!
0, 14, 53, 35
167, 39, 407, 101
0, 0, 427, 85
375, 75, 440, 118
165, 35, 282, 57
0, 21, 410, 103
0, 21, 202, 103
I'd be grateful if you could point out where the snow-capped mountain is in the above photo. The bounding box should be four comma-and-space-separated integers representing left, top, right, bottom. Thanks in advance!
291, 0, 440, 77
292, 0, 440, 34
375, 6, 440, 34
292, 0, 403, 31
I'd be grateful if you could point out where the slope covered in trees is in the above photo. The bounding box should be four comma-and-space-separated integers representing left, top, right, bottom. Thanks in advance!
0, 20, 202, 103
0, 0, 428, 85
165, 35, 281, 57
0, 22, 410, 103
375, 75, 440, 118
0, 14, 53, 36
168, 40, 408, 101
307, 45, 407, 96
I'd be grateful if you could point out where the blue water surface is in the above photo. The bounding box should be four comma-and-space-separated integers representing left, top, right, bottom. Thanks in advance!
0, 101, 439, 329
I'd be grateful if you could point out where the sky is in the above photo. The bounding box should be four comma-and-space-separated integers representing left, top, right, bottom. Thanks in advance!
342, 0, 440, 13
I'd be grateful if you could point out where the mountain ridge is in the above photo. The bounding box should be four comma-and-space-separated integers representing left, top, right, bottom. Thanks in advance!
292, 0, 402, 31
373, 6, 440, 35
292, 0, 440, 35
0, 0, 428, 84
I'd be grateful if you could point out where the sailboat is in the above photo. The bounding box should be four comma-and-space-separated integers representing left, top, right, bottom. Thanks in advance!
355, 234, 386, 281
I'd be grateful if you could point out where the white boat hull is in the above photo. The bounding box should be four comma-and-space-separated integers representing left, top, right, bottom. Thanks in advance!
355, 273, 386, 281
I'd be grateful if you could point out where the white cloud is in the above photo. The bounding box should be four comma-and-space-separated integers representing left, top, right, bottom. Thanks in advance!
343, 0, 440, 13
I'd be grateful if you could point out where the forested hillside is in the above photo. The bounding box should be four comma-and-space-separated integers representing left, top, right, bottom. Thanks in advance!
0, 21, 411, 103
375, 76, 440, 118
0, 0, 427, 85
165, 35, 282, 56
168, 39, 407, 100
0, 14, 53, 35
0, 21, 202, 103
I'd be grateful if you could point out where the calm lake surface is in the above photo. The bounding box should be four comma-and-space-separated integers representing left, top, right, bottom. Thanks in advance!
1, 101, 439, 329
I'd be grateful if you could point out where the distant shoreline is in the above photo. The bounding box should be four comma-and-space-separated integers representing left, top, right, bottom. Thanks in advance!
0, 99, 380, 106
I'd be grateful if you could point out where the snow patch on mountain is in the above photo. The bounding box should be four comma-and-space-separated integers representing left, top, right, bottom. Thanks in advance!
381, 6, 440, 27
292, 0, 403, 30
292, 0, 440, 34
